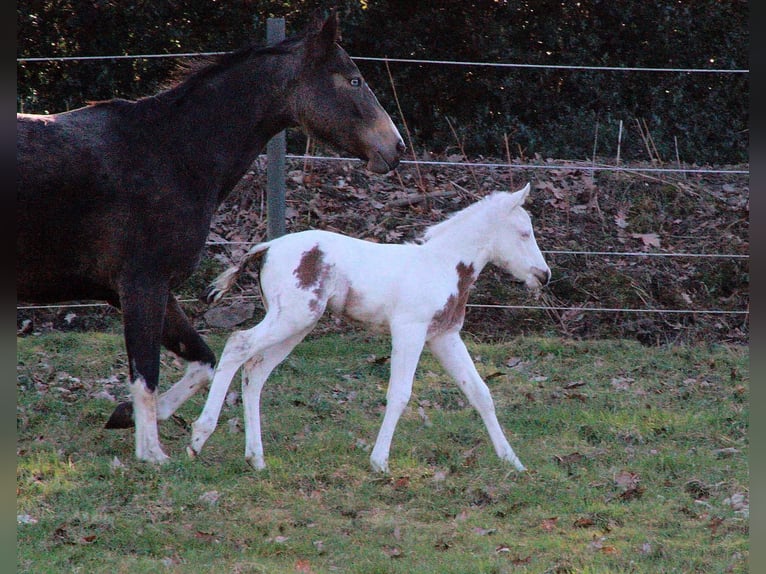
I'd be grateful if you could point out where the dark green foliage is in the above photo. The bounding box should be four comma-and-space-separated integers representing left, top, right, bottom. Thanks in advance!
17, 1, 748, 164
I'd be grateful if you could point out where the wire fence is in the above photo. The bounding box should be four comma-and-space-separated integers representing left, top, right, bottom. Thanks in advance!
16, 51, 750, 74
16, 48, 749, 320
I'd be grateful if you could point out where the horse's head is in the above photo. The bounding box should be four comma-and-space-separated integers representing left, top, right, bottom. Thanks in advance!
289, 12, 405, 173
491, 184, 551, 290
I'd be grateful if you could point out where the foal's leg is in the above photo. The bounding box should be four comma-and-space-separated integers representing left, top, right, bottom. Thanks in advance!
241, 329, 313, 470
117, 280, 170, 463
427, 332, 525, 471
188, 312, 313, 457
370, 323, 428, 473
105, 295, 216, 427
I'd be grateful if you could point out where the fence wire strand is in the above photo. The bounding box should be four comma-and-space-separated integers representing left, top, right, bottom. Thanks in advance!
17, 52, 749, 74
16, 46, 749, 321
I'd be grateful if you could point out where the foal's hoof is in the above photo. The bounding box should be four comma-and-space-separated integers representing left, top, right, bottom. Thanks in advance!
104, 401, 134, 429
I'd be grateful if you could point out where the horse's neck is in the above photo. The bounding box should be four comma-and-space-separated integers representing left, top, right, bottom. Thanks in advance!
139, 58, 294, 204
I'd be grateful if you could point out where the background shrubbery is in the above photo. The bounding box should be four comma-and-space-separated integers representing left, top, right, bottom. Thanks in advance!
17, 0, 749, 165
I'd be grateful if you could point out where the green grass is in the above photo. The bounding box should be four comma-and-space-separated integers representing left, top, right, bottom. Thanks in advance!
17, 331, 748, 573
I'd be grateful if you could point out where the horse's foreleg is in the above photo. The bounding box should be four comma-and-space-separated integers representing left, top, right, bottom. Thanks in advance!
370, 323, 427, 473
427, 332, 525, 471
105, 295, 216, 427
116, 281, 170, 463
156, 295, 216, 420
241, 329, 311, 470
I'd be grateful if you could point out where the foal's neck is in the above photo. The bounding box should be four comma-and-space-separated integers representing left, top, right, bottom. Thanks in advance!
421, 223, 492, 274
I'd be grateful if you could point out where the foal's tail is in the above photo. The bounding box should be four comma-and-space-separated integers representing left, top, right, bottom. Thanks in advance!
204, 242, 271, 304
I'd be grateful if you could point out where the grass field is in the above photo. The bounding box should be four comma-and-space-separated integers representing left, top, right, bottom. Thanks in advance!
17, 331, 748, 573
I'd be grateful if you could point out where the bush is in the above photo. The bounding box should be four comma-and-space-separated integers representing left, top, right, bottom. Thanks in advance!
17, 1, 748, 164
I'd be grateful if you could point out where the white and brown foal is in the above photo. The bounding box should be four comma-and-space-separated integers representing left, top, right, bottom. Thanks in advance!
189, 183, 550, 472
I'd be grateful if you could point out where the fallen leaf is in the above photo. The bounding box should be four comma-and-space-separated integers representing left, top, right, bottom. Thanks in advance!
610, 377, 634, 390
563, 380, 586, 389
618, 485, 645, 501
17, 514, 37, 525
707, 516, 724, 535
573, 517, 595, 528
295, 559, 314, 573
640, 541, 653, 555
198, 490, 220, 506
195, 530, 216, 542
383, 546, 402, 558
540, 517, 559, 531
554, 452, 584, 466
588, 536, 608, 551
614, 470, 641, 490
393, 476, 410, 489
272, 535, 290, 544
713, 447, 740, 459
631, 232, 661, 248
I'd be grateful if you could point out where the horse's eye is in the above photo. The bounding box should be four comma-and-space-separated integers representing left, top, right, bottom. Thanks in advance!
349, 77, 362, 88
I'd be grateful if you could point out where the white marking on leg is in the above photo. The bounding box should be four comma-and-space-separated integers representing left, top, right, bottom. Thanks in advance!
156, 360, 214, 421
189, 332, 253, 457
370, 323, 427, 473
130, 376, 169, 464
428, 333, 525, 471
241, 330, 310, 470
189, 313, 315, 460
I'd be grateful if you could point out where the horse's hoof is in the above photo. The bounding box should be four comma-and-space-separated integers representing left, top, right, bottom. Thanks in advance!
104, 401, 134, 429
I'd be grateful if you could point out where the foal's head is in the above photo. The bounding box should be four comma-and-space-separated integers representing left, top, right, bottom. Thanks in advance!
289, 12, 405, 173
489, 184, 551, 290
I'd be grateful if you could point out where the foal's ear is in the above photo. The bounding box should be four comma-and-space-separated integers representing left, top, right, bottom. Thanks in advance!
507, 182, 531, 209
304, 10, 341, 61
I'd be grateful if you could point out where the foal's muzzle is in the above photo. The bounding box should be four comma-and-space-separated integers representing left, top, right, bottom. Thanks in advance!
529, 267, 552, 288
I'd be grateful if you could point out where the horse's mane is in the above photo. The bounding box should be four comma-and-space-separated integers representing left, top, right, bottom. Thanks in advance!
155, 33, 305, 105
420, 192, 505, 243
86, 33, 306, 112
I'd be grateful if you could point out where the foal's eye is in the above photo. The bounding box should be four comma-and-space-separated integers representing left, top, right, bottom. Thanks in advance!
520, 231, 531, 239
349, 77, 362, 87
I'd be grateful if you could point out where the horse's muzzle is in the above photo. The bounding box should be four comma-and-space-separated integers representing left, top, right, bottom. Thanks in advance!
364, 138, 405, 173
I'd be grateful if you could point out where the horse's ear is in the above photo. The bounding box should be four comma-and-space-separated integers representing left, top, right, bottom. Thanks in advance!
304, 10, 340, 62
506, 183, 531, 209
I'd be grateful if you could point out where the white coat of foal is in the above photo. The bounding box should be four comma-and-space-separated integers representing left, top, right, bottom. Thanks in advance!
188, 183, 550, 473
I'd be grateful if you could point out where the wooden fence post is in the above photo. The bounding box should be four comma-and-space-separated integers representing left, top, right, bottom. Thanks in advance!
265, 17, 286, 239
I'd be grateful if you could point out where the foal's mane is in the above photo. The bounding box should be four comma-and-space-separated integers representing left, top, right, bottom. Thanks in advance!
421, 192, 505, 243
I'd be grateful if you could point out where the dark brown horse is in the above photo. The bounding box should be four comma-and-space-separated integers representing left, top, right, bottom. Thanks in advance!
16, 12, 404, 463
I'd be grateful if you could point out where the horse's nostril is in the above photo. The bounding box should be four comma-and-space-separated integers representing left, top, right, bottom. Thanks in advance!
396, 140, 406, 155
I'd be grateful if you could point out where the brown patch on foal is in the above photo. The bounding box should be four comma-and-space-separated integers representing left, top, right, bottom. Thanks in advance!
294, 245, 331, 314
294, 245, 326, 289
429, 262, 476, 335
